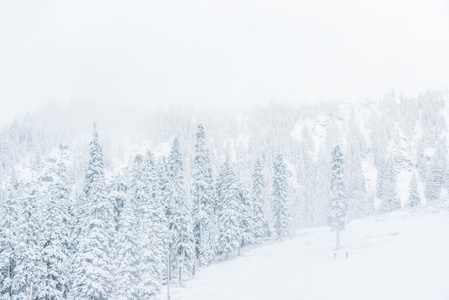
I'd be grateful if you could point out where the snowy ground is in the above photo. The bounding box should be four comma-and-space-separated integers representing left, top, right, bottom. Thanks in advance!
162, 203, 449, 300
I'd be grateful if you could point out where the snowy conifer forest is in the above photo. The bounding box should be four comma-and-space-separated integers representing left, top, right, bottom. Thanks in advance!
1, 91, 449, 299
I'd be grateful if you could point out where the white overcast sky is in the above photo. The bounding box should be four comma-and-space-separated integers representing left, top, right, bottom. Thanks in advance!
1, 0, 449, 125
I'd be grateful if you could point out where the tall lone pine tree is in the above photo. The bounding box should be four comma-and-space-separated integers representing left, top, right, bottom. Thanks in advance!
329, 145, 347, 250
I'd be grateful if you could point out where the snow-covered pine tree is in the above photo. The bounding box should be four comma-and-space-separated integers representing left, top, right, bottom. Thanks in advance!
216, 157, 242, 260
425, 138, 446, 202
157, 157, 171, 219
72, 124, 115, 299
344, 136, 372, 219
407, 173, 421, 208
157, 155, 178, 281
41, 145, 72, 300
137, 151, 167, 298
297, 130, 319, 228
129, 154, 160, 299
108, 177, 127, 232
158, 156, 175, 280
251, 160, 270, 242
416, 140, 428, 181
12, 183, 45, 299
239, 186, 255, 249
191, 124, 217, 267
377, 156, 401, 212
312, 150, 332, 227
272, 154, 290, 239
114, 190, 140, 299
168, 138, 195, 282
129, 155, 152, 294
329, 145, 347, 250
0, 176, 20, 299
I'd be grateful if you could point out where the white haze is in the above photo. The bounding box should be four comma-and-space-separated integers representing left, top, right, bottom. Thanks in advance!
1, 0, 449, 125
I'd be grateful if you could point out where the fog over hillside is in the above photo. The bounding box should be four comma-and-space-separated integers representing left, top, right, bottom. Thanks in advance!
1, 0, 449, 124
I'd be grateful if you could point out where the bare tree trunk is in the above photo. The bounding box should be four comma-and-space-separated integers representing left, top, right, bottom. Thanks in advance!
179, 266, 182, 283
169, 264, 172, 281
168, 246, 173, 281
199, 200, 202, 255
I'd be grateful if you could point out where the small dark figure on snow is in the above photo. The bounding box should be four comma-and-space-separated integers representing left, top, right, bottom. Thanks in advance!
333, 253, 337, 260
345, 252, 348, 259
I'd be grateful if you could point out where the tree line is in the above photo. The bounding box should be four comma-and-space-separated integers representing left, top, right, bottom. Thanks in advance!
0, 123, 296, 299
1, 90, 448, 299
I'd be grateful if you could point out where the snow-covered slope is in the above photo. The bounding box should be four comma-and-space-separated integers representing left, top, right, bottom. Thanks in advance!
162, 203, 449, 300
